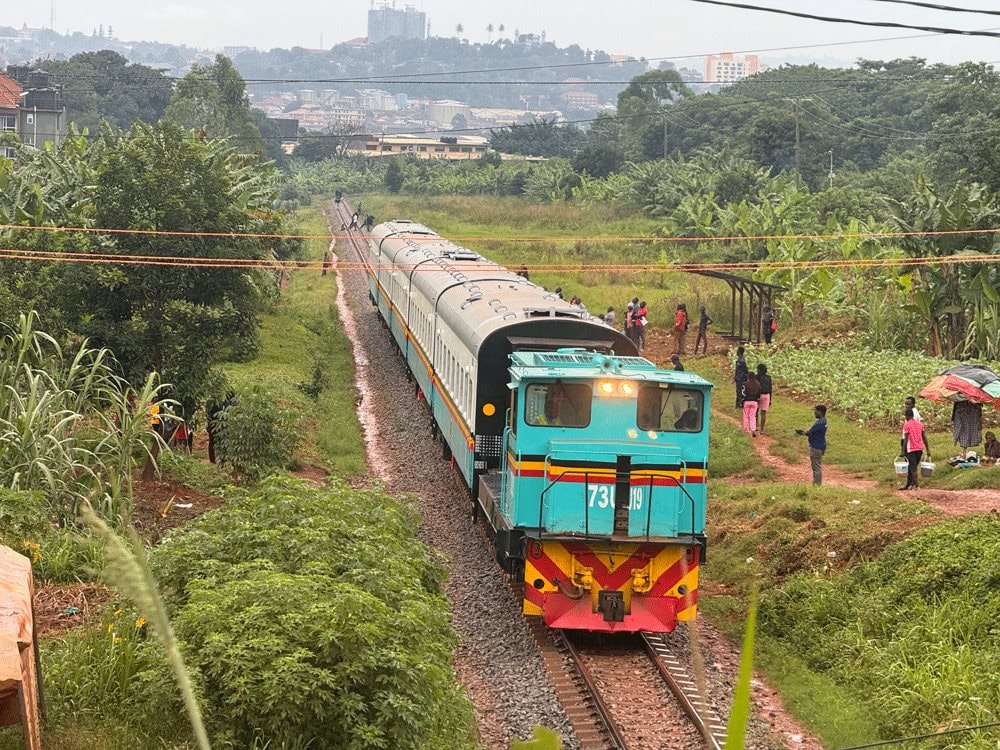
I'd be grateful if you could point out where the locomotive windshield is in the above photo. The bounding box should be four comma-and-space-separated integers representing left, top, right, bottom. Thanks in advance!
524, 382, 592, 427
637, 384, 704, 433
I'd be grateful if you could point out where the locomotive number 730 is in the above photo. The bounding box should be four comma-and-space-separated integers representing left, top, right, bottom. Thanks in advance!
587, 484, 644, 510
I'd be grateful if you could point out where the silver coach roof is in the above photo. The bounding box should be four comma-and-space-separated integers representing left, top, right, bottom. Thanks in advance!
370, 221, 615, 354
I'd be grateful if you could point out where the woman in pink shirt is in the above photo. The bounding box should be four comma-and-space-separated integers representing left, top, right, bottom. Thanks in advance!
900, 407, 930, 490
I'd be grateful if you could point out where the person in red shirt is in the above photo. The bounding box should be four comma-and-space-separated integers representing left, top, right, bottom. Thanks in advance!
900, 407, 930, 490
672, 304, 687, 355
634, 301, 649, 352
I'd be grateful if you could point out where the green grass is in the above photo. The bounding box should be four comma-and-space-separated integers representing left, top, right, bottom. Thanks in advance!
708, 411, 756, 479
704, 482, 937, 595
703, 596, 878, 750
224, 204, 365, 476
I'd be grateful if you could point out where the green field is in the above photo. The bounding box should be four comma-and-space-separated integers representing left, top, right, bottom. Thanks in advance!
224, 204, 366, 476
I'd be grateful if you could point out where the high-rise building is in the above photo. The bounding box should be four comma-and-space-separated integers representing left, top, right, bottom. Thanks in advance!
704, 53, 764, 85
367, 4, 426, 44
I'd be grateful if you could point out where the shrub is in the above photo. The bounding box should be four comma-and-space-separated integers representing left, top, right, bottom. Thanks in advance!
215, 385, 301, 480
149, 477, 475, 749
760, 516, 1000, 742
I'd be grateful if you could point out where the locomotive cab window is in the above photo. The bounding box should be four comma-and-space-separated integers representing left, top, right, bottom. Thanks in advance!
524, 382, 591, 428
637, 385, 704, 433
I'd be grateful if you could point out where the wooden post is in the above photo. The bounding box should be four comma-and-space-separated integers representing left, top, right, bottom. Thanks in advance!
738, 282, 745, 342
729, 280, 739, 338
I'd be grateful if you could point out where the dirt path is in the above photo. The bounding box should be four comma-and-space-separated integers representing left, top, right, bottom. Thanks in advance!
716, 405, 1000, 514
710, 396, 1000, 522
713, 408, 878, 490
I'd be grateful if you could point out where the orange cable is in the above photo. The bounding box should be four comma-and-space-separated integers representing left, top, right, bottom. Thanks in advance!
0, 247, 995, 272
2, 223, 1000, 244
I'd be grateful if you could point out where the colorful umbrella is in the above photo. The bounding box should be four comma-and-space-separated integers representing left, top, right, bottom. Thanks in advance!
920, 364, 1000, 406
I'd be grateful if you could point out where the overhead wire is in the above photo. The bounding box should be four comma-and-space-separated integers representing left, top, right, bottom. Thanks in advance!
865, 0, 1000, 17
684, 0, 1000, 37
0, 246, 995, 274
2, 221, 999, 244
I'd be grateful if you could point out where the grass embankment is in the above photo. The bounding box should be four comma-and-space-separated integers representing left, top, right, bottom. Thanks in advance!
223, 204, 365, 475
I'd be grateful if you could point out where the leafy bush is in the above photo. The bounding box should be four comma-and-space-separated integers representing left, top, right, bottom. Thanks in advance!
215, 385, 301, 480
149, 477, 476, 749
760, 516, 1000, 745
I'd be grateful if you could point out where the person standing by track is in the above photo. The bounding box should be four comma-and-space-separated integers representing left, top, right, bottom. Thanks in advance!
694, 305, 711, 354
900, 407, 930, 490
797, 405, 828, 486
672, 304, 688, 355
757, 363, 772, 434
733, 346, 748, 409
741, 372, 761, 437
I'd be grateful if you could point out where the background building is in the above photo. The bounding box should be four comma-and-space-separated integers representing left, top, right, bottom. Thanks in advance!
367, 4, 427, 44
704, 53, 764, 85
0, 67, 66, 154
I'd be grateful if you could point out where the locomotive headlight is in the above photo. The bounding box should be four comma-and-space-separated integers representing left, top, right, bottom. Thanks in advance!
620, 381, 635, 396
599, 380, 615, 396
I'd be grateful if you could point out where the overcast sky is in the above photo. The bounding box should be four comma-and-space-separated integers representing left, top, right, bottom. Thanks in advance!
7, 0, 1000, 67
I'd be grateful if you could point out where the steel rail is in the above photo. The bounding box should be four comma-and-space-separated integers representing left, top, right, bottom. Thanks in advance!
524, 619, 628, 750
642, 632, 728, 750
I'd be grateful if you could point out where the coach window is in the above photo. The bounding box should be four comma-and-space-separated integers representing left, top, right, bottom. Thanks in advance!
524, 382, 591, 428
637, 385, 703, 433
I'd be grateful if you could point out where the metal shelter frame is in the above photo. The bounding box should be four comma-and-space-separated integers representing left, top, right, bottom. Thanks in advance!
690, 270, 787, 344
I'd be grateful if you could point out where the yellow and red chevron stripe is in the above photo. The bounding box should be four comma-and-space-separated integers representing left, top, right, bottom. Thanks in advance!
523, 539, 699, 632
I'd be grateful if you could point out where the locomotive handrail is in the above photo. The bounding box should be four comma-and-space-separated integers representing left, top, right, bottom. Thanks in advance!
538, 466, 697, 540
630, 472, 698, 542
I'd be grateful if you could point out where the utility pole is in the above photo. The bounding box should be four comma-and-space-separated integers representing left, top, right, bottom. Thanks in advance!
663, 115, 668, 159
828, 149, 835, 189
783, 97, 811, 184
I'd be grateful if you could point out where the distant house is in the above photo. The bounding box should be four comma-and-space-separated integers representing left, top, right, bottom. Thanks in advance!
350, 134, 489, 160
1, 67, 67, 152
0, 74, 20, 158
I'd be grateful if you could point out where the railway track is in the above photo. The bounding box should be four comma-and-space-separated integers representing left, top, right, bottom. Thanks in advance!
330, 197, 728, 750
526, 618, 628, 750
642, 632, 729, 750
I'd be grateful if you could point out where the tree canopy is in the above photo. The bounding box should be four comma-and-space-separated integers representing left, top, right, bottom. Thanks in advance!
42, 51, 174, 131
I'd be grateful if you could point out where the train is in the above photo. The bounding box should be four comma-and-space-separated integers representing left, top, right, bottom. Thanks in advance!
362, 218, 711, 633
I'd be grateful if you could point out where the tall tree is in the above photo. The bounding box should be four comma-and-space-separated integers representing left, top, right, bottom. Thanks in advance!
42, 51, 174, 131
616, 69, 691, 160
164, 55, 265, 153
